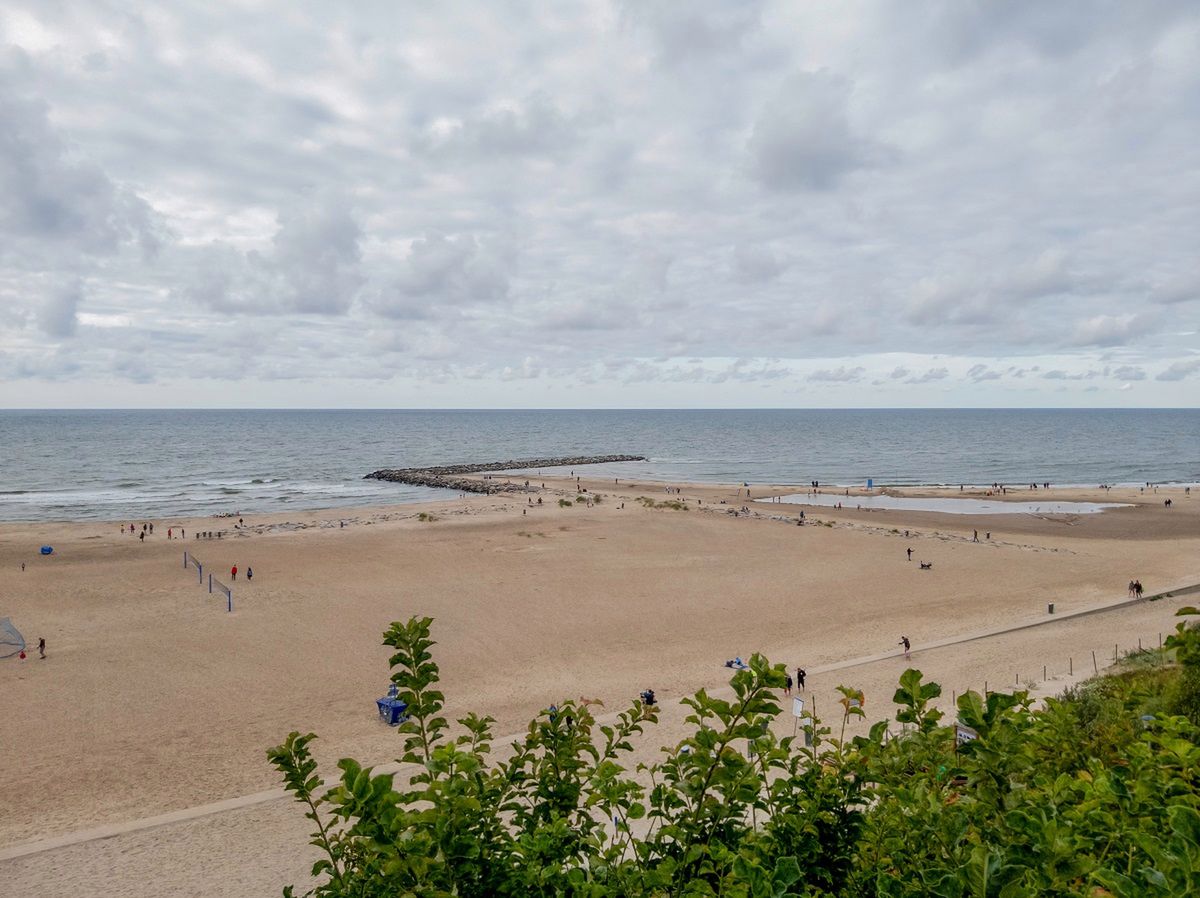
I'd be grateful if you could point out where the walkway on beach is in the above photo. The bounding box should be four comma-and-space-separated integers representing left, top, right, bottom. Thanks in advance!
3, 581, 1193, 865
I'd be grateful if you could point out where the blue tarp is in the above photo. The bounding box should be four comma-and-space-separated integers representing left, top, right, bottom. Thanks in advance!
40, 546, 53, 555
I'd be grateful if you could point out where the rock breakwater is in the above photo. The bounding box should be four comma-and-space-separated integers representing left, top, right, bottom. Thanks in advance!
365, 455, 647, 494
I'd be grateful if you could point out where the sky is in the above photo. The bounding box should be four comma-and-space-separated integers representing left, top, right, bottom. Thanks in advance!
0, 1, 1198, 408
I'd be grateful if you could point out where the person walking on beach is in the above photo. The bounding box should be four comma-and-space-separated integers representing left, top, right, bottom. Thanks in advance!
899, 636, 911, 660
784, 673, 793, 696
1134, 580, 1143, 599
247, 567, 253, 582
796, 667, 806, 690
38, 637, 45, 659
906, 547, 913, 561
972, 530, 979, 542
1128, 580, 1136, 597
231, 564, 238, 581
139, 531, 144, 542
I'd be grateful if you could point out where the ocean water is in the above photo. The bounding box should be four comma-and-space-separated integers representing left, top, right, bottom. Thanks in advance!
0, 409, 1196, 522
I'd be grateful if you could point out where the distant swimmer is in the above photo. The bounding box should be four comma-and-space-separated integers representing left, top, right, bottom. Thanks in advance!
899, 636, 911, 659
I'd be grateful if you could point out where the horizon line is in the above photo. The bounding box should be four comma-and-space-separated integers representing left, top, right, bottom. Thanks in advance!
1, 406, 1197, 413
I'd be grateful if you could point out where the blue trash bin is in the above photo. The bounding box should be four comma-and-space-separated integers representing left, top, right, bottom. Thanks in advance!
376, 696, 408, 726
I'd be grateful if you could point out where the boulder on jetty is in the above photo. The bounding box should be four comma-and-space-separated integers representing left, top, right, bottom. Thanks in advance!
365, 455, 646, 495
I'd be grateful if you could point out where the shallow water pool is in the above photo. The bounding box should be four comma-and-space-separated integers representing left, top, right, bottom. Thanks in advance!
773, 493, 1129, 515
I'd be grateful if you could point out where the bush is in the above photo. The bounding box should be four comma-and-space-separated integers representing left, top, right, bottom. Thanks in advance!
271, 612, 1200, 897
558, 498, 573, 508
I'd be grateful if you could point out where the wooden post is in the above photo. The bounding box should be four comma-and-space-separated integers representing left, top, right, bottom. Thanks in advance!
1043, 665, 1047, 681
1092, 651, 1098, 675
984, 680, 988, 695
1138, 638, 1142, 651
1069, 657, 1073, 676
1114, 643, 1118, 662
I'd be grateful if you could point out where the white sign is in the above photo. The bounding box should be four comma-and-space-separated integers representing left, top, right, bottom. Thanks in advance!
792, 697, 805, 718
955, 724, 978, 745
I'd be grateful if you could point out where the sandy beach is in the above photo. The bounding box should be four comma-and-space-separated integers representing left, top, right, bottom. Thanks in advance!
1, 477, 1197, 896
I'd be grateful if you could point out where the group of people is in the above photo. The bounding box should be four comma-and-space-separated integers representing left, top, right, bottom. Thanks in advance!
16, 637, 46, 661
1128, 579, 1144, 598
231, 564, 253, 582
126, 522, 196, 541
782, 667, 807, 696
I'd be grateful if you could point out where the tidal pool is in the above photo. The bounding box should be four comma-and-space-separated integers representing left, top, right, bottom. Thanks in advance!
773, 493, 1129, 515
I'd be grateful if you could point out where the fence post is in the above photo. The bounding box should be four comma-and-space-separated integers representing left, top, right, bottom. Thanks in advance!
1114, 643, 1118, 662
1069, 657, 1073, 676
209, 573, 213, 594
1043, 665, 1047, 681
197, 563, 202, 584
227, 591, 232, 613
1092, 651, 1098, 674
183, 551, 187, 569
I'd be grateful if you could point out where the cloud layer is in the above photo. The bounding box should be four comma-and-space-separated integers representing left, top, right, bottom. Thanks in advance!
1, 1, 1198, 406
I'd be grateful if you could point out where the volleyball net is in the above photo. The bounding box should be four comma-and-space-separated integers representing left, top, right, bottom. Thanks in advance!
208, 574, 233, 612
184, 551, 203, 584
182, 552, 231, 612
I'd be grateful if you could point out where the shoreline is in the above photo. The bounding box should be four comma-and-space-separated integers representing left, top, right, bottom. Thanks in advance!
0, 477, 1192, 528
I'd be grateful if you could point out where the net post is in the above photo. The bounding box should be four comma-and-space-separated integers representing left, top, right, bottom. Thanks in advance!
227, 591, 232, 613
209, 573, 213, 594
183, 551, 188, 569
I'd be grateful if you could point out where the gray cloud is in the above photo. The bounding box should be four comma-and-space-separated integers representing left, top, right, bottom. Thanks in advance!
905, 367, 949, 384
0, 68, 160, 261
748, 71, 884, 191
1112, 365, 1146, 381
1, 2, 1198, 405
1156, 358, 1200, 381
808, 365, 865, 383
37, 280, 82, 338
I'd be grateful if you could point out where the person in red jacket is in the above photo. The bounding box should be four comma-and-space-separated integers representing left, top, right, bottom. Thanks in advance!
231, 564, 238, 581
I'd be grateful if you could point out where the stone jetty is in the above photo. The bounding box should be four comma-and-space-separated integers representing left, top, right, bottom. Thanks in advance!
365, 455, 647, 494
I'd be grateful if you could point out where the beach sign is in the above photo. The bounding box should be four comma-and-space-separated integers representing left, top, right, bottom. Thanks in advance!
792, 697, 805, 718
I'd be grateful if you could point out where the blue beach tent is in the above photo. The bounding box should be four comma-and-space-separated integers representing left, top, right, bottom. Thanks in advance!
376, 683, 409, 726
40, 546, 54, 555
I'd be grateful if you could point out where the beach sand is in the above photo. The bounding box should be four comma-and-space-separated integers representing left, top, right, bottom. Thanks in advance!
1, 478, 1196, 895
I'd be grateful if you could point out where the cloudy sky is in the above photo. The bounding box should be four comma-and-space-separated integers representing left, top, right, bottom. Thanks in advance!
1, 1, 1197, 408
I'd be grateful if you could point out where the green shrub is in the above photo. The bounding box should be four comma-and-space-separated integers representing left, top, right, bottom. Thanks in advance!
271, 610, 1200, 897
558, 498, 573, 508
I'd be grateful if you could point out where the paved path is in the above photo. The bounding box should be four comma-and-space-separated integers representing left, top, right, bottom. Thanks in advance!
2, 582, 1194, 864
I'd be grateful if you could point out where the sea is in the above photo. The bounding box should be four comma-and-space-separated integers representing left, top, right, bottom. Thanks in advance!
0, 409, 1197, 522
